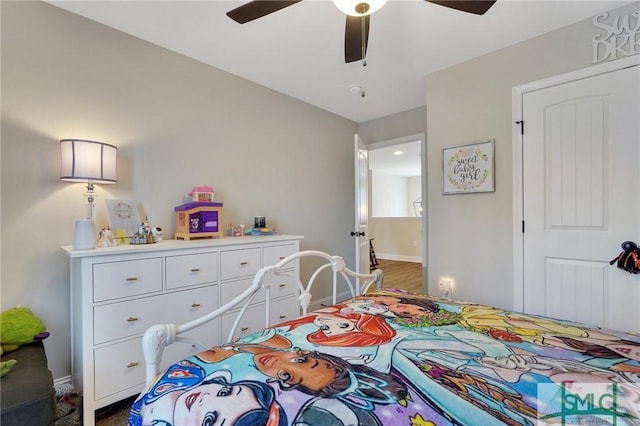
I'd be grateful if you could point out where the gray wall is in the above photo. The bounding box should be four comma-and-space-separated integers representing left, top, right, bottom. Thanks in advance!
1, 1, 357, 380
426, 2, 639, 309
358, 106, 427, 143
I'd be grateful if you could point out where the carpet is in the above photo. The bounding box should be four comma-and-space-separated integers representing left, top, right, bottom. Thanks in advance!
55, 393, 135, 425
54, 393, 81, 426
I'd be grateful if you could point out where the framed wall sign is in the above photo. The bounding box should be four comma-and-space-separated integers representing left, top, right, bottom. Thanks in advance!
442, 140, 495, 194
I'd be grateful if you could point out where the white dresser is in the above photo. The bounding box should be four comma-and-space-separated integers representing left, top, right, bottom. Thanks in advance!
62, 234, 302, 426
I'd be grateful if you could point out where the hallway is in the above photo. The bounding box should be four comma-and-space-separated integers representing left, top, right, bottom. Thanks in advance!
374, 259, 423, 293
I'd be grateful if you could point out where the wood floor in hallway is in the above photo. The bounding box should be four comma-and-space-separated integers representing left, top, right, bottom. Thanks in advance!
373, 259, 423, 294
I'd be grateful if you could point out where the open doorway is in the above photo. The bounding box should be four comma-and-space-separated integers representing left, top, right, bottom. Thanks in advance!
367, 133, 425, 292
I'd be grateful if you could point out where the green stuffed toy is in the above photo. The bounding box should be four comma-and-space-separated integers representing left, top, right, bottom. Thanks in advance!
0, 306, 48, 377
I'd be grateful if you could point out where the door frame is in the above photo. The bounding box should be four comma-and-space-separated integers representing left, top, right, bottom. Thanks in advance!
511, 55, 640, 311
366, 132, 427, 267
354, 134, 369, 276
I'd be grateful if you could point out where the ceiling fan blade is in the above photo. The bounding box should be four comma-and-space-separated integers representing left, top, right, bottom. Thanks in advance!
344, 15, 370, 63
426, 0, 496, 15
227, 0, 302, 24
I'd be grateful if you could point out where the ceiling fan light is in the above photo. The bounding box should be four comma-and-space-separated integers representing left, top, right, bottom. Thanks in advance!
332, 0, 387, 16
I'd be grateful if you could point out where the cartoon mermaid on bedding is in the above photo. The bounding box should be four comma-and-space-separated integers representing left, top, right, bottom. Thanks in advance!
275, 310, 398, 346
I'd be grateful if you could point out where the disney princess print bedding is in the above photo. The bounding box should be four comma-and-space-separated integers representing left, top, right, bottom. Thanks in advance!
129, 289, 640, 425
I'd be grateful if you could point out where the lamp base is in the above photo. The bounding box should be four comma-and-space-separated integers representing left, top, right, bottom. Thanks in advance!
73, 219, 96, 250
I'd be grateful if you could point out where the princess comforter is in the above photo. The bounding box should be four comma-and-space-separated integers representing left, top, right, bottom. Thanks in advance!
129, 289, 640, 425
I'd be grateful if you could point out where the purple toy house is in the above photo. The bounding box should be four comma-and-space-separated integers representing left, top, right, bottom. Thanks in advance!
174, 202, 223, 240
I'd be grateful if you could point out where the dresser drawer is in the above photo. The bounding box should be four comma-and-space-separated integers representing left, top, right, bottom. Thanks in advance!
94, 285, 217, 344
94, 338, 145, 401
268, 274, 298, 300
220, 278, 256, 307
270, 295, 299, 326
220, 303, 267, 343
263, 243, 298, 266
220, 297, 299, 343
93, 258, 162, 302
161, 319, 220, 371
93, 311, 220, 402
220, 248, 261, 280
166, 252, 218, 290
219, 274, 297, 309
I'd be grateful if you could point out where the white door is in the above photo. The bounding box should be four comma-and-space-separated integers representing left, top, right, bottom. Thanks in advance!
354, 134, 369, 277
523, 64, 640, 332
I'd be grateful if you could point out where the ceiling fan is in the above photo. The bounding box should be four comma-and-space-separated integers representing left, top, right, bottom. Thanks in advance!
226, 0, 497, 63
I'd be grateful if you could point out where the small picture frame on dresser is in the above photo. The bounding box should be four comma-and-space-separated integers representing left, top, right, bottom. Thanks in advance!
105, 199, 142, 243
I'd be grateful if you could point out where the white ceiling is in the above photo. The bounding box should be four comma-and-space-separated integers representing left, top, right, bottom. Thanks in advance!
47, 0, 632, 123
369, 140, 422, 177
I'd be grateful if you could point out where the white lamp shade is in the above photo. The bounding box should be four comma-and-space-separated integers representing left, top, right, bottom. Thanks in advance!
332, 0, 387, 16
60, 139, 117, 184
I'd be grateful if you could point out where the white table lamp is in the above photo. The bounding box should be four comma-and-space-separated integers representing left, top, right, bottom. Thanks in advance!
60, 139, 117, 249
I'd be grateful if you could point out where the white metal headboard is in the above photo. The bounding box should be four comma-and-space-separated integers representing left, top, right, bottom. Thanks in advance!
142, 249, 383, 386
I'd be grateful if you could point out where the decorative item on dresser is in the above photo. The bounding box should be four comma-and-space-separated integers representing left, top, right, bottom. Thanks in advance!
61, 234, 303, 426
174, 201, 224, 240
104, 199, 141, 243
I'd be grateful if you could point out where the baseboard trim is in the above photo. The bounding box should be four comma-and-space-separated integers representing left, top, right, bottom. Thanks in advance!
377, 253, 421, 263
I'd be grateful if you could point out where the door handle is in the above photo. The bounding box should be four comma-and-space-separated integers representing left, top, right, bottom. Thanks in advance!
350, 231, 365, 237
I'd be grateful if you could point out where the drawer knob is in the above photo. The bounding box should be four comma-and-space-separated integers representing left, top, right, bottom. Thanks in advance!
191, 303, 202, 308
125, 277, 139, 282
239, 261, 248, 267
126, 317, 140, 322
279, 256, 286, 260
190, 268, 201, 273
127, 362, 140, 368
241, 327, 249, 332
279, 283, 286, 288
279, 315, 286, 319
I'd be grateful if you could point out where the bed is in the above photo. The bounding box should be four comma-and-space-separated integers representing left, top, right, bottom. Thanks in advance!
131, 250, 640, 425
